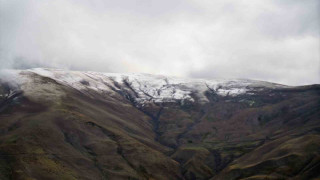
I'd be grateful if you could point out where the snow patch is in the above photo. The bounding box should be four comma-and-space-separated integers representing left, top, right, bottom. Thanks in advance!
19, 68, 288, 104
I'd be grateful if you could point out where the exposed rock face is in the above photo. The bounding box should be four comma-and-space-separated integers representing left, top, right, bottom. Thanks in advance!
0, 68, 319, 180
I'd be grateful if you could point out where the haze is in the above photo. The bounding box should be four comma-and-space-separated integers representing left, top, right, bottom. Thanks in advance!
0, 0, 319, 85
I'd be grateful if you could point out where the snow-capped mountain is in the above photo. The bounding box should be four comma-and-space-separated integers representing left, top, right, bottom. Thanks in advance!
0, 68, 318, 180
3, 68, 288, 105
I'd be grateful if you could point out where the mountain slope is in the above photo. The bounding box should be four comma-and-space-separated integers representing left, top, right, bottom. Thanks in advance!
0, 68, 319, 180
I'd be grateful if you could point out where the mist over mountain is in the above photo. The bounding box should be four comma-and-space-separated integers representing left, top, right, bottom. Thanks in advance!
1, 0, 319, 85
1, 0, 319, 179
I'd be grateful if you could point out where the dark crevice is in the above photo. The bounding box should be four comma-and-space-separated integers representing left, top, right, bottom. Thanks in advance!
210, 149, 222, 173
85, 121, 146, 179
138, 88, 154, 101
205, 83, 215, 93
176, 107, 207, 147
83, 145, 108, 179
107, 78, 172, 149
61, 129, 108, 179
123, 78, 140, 98
0, 90, 23, 113
152, 107, 163, 142
136, 81, 154, 100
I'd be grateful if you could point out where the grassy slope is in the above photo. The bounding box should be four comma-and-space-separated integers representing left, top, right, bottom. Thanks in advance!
0, 74, 181, 180
0, 73, 319, 179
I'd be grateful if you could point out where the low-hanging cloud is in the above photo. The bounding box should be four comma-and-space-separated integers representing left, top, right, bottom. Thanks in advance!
0, 0, 319, 85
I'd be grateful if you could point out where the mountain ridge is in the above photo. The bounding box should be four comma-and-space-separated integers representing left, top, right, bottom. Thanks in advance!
1, 68, 290, 102
0, 68, 319, 179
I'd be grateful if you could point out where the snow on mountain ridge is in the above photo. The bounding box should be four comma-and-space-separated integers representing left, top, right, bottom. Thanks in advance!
2, 68, 288, 104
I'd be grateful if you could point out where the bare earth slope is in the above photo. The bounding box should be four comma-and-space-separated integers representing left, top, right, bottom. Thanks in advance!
0, 68, 319, 180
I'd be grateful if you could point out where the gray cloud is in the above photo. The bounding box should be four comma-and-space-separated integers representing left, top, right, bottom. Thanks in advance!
0, 0, 319, 85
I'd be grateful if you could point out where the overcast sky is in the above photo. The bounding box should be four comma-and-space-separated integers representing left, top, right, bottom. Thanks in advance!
0, 0, 319, 85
